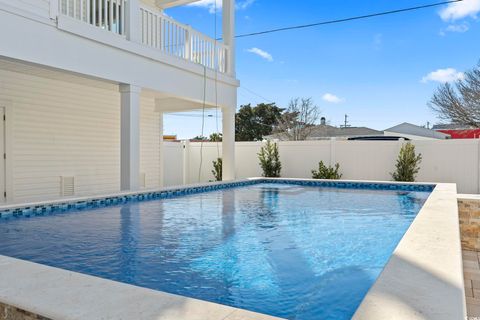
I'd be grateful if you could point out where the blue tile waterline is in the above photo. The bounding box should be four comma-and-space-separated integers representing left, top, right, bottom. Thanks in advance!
0, 180, 432, 319
0, 179, 434, 219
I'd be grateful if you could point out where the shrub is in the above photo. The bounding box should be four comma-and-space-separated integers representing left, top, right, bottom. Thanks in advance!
311, 161, 342, 179
258, 141, 281, 177
391, 142, 422, 182
212, 158, 222, 181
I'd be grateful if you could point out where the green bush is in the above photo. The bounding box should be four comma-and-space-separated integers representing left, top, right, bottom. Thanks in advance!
311, 161, 342, 179
258, 141, 281, 177
391, 142, 422, 182
212, 158, 222, 181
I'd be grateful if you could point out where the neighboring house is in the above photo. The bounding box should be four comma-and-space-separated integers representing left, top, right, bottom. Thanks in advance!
265, 123, 383, 140
0, 0, 238, 203
433, 124, 480, 139
384, 122, 451, 140
163, 135, 178, 142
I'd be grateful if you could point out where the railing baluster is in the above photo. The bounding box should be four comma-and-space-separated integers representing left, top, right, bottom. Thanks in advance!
115, 0, 119, 33
98, 0, 102, 27
121, 0, 125, 35
154, 14, 158, 48
79, 0, 83, 21
146, 12, 150, 45
141, 9, 145, 44
92, 0, 96, 25
103, 0, 107, 29
108, 0, 112, 31
86, 0, 90, 23
150, 13, 154, 47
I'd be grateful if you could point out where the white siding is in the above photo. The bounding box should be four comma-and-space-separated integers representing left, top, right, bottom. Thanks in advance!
0, 69, 161, 203
140, 97, 161, 189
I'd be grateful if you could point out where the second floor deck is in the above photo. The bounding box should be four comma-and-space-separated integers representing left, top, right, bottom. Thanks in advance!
55, 0, 231, 74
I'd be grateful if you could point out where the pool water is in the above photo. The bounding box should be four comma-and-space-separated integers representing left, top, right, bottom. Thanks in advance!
0, 183, 430, 319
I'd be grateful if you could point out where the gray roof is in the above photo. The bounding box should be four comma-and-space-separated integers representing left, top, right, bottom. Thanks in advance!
266, 124, 383, 140
384, 122, 450, 139
308, 125, 383, 138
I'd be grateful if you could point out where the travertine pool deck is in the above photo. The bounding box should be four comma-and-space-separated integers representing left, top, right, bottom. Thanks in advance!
463, 250, 480, 318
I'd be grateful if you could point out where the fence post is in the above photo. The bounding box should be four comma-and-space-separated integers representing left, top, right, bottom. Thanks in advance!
182, 140, 190, 185
478, 139, 480, 194
329, 137, 336, 167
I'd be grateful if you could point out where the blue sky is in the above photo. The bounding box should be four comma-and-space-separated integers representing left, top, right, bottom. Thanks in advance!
164, 0, 480, 138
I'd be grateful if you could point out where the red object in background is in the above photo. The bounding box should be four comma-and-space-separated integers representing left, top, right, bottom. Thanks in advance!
437, 129, 480, 139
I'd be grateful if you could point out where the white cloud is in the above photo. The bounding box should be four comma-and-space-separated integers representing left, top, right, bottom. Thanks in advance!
439, 23, 470, 36
440, 23, 470, 35
322, 93, 345, 104
237, 0, 256, 10
446, 23, 470, 32
187, 0, 256, 13
439, 0, 480, 21
188, 0, 221, 13
421, 68, 465, 83
247, 47, 273, 61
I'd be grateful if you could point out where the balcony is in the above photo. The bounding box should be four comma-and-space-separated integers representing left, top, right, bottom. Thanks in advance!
58, 0, 230, 74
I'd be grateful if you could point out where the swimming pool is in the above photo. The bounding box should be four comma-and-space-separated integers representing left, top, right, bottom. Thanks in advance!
0, 180, 432, 320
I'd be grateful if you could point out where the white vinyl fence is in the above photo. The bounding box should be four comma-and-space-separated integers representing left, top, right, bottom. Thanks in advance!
163, 139, 480, 194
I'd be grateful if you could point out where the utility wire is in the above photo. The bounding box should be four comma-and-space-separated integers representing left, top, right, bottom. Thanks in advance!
240, 86, 274, 103
217, 0, 462, 39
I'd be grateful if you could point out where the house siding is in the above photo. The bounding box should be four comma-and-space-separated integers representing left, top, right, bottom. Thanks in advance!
0, 69, 161, 203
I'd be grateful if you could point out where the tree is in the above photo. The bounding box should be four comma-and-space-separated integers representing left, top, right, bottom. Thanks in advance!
275, 98, 320, 140
429, 62, 480, 127
209, 133, 223, 142
235, 103, 284, 141
258, 140, 281, 177
212, 158, 222, 181
311, 161, 342, 180
192, 135, 208, 141
391, 142, 422, 182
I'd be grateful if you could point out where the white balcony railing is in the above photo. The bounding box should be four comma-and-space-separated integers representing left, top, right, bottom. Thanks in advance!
140, 6, 228, 73
58, 1, 229, 73
60, 0, 127, 35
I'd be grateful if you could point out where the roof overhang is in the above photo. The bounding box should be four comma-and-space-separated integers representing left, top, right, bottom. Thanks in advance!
155, 0, 200, 8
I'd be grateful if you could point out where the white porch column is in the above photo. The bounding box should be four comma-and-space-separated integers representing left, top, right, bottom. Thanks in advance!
222, 0, 236, 76
120, 84, 141, 191
222, 106, 236, 181
126, 0, 141, 43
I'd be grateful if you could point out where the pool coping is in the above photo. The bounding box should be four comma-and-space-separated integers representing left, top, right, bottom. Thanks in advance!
353, 182, 465, 320
0, 178, 465, 320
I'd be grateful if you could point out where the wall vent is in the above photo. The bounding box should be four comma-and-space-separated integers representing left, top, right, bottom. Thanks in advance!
140, 172, 146, 188
60, 176, 75, 197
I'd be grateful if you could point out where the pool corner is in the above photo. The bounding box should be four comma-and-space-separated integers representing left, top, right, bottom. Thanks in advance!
353, 183, 466, 320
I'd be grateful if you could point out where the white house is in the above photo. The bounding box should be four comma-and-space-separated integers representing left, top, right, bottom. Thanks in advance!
0, 0, 238, 204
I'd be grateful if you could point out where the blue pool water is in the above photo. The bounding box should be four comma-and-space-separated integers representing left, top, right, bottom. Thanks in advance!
0, 182, 430, 319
